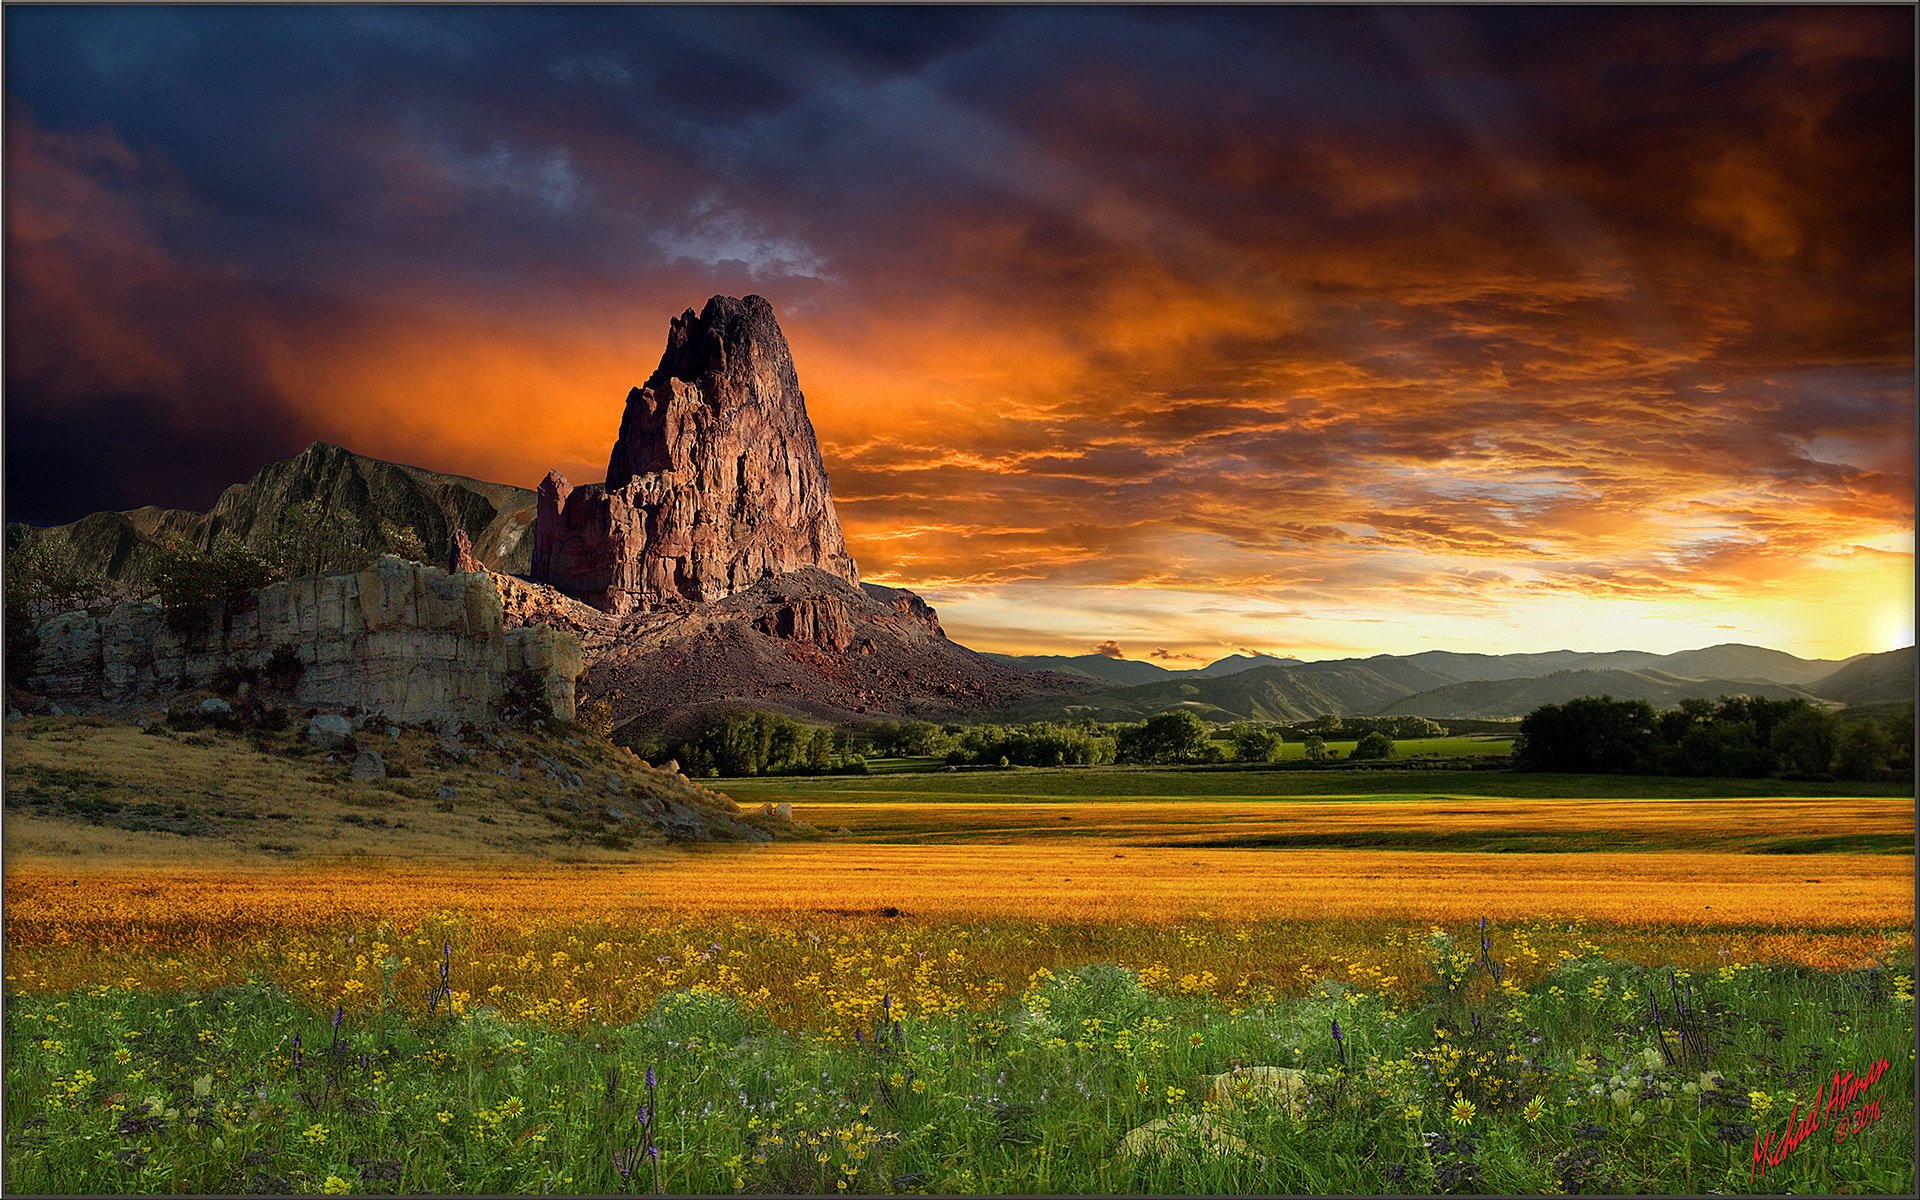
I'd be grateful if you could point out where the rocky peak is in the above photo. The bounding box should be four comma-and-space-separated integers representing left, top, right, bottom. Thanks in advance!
533, 295, 859, 615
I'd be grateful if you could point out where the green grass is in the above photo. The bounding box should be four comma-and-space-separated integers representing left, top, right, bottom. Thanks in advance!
1235, 736, 1515, 761
5, 954, 1911, 1194
720, 765, 1913, 804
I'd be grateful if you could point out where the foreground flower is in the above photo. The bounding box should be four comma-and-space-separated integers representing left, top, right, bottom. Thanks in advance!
1522, 1095, 1546, 1123
1449, 1095, 1476, 1126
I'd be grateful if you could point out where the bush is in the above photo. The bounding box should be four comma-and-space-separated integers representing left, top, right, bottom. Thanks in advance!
579, 696, 615, 740
1230, 724, 1283, 763
4, 534, 114, 682
1350, 730, 1395, 760
147, 534, 277, 634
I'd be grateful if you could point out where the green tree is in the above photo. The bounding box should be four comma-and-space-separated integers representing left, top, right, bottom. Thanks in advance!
146, 534, 277, 633
1303, 734, 1331, 762
1350, 730, 1395, 760
1116, 710, 1212, 764
1833, 720, 1894, 781
1769, 706, 1840, 775
1230, 724, 1282, 763
4, 535, 112, 682
1514, 696, 1662, 773
266, 500, 369, 578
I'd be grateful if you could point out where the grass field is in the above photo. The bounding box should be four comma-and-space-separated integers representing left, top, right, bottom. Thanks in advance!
723, 762, 1913, 801
4, 718, 1915, 1194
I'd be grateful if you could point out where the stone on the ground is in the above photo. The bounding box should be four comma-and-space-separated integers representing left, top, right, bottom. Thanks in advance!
434, 785, 458, 802
307, 712, 352, 749
1206, 1066, 1315, 1119
350, 750, 387, 782
197, 697, 234, 718
1117, 1113, 1257, 1162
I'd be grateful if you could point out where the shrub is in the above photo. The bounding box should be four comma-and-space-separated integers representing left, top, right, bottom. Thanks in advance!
146, 534, 276, 634
1350, 729, 1395, 760
4, 534, 113, 682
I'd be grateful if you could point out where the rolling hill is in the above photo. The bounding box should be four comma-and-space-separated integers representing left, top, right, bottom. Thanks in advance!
1377, 669, 1819, 720
982, 653, 1174, 686
1811, 646, 1916, 706
1005, 659, 1459, 723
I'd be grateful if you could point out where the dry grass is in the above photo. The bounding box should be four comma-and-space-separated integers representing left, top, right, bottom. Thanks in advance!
790, 796, 1914, 852
7, 845, 1912, 929
1, 716, 774, 862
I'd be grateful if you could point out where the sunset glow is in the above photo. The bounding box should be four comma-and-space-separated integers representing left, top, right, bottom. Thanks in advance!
6, 6, 1912, 660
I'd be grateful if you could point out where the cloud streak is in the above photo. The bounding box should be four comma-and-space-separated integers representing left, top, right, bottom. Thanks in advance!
5, 5, 1911, 659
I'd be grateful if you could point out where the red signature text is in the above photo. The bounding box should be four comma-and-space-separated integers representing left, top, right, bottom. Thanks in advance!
1750, 1056, 1890, 1181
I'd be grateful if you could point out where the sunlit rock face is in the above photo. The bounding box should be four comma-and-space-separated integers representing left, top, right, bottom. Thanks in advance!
532, 295, 859, 616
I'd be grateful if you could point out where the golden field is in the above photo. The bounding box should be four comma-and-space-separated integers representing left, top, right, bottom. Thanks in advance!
6, 847, 1911, 1037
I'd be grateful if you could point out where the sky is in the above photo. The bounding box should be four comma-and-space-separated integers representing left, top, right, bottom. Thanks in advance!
5, 5, 1914, 663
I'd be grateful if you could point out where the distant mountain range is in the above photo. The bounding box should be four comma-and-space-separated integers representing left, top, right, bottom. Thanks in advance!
997, 643, 1914, 722
981, 651, 1293, 686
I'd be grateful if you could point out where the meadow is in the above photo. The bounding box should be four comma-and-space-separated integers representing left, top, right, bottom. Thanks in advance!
4, 720, 1915, 1194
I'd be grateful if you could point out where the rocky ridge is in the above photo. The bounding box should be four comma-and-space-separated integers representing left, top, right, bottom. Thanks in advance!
9, 441, 538, 584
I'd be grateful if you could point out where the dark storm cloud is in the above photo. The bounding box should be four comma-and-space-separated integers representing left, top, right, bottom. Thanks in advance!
3, 4, 1911, 657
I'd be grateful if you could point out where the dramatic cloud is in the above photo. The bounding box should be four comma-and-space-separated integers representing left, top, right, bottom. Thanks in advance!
5, 6, 1912, 659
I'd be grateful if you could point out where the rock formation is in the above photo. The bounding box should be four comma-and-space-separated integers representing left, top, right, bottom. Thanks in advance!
8, 441, 538, 584
532, 295, 858, 615
27, 557, 581, 725
449, 529, 485, 574
13, 295, 1097, 738
578, 568, 1092, 739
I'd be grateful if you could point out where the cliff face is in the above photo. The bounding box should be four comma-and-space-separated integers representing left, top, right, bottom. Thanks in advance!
28, 557, 580, 725
532, 296, 858, 615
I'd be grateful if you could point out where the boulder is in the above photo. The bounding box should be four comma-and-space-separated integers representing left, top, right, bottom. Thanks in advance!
350, 750, 387, 782
1206, 1066, 1315, 1119
434, 785, 459, 802
307, 712, 353, 750
1117, 1113, 1259, 1162
197, 697, 234, 719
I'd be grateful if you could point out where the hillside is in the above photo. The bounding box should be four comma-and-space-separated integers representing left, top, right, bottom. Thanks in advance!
983, 653, 1173, 686
1, 714, 793, 863
1812, 646, 1916, 706
1006, 659, 1457, 723
1378, 668, 1819, 719
10, 441, 538, 583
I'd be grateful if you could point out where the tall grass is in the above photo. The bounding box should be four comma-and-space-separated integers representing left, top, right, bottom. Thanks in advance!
4, 927, 1912, 1194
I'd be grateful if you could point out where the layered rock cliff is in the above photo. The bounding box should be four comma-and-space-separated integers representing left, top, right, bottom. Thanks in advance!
27, 557, 580, 725
532, 295, 858, 614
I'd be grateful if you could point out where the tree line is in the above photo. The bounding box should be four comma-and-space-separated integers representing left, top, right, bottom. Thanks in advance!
1513, 694, 1912, 781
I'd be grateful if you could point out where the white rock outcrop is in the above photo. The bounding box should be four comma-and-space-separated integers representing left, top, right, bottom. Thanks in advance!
28, 556, 581, 725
